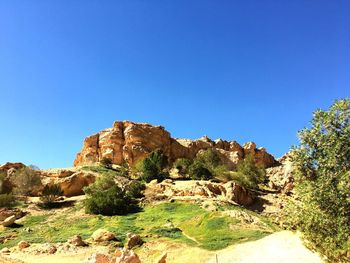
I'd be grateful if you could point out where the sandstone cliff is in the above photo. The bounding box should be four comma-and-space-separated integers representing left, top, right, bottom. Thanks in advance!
74, 121, 279, 169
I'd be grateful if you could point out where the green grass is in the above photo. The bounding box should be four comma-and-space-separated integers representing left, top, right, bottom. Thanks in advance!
0, 201, 277, 250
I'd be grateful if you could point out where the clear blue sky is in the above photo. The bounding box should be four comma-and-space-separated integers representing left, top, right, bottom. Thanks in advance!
0, 1, 349, 169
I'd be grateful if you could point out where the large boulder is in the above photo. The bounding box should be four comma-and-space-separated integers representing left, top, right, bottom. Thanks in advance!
91, 229, 115, 242
40, 169, 96, 197
2, 215, 16, 227
74, 121, 278, 169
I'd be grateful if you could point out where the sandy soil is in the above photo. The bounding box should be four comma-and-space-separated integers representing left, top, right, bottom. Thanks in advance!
3, 231, 324, 263
205, 231, 323, 263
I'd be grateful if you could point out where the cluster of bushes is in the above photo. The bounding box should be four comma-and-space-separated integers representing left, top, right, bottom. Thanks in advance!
84, 173, 145, 216
174, 149, 227, 180
285, 99, 350, 262
173, 149, 265, 189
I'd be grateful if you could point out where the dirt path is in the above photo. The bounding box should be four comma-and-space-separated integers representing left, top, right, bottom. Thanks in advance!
205, 231, 324, 263
3, 231, 324, 263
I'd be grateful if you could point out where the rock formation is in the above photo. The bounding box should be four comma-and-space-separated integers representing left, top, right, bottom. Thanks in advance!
74, 121, 279, 169
266, 152, 295, 193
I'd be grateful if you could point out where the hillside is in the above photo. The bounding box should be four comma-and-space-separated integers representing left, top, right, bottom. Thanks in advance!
0, 121, 323, 263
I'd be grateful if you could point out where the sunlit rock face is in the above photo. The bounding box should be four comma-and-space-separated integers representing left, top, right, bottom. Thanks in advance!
74, 121, 279, 169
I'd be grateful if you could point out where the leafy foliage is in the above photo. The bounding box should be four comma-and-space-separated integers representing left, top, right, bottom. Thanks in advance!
0, 193, 15, 207
287, 99, 350, 262
125, 180, 145, 199
11, 167, 42, 196
40, 184, 63, 207
188, 149, 228, 180
100, 157, 113, 168
173, 158, 192, 175
84, 174, 140, 216
135, 149, 169, 182
232, 154, 266, 189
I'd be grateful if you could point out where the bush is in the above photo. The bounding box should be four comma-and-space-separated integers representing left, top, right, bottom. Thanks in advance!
125, 180, 145, 199
40, 184, 63, 207
135, 150, 169, 183
84, 174, 139, 215
188, 149, 228, 180
173, 158, 192, 175
232, 154, 266, 189
100, 157, 113, 168
11, 167, 42, 196
286, 99, 350, 262
188, 161, 213, 180
0, 193, 15, 207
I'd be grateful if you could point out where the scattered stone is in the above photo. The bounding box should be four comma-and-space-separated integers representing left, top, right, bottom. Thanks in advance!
126, 233, 143, 249
0, 247, 10, 254
17, 241, 30, 249
158, 252, 167, 263
69, 235, 87, 246
115, 248, 141, 263
38, 243, 57, 254
0, 208, 26, 221
83, 253, 111, 263
92, 229, 115, 242
3, 215, 16, 227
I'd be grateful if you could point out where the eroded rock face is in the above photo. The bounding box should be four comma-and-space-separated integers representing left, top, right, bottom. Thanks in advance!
266, 152, 295, 193
145, 180, 254, 206
74, 121, 279, 169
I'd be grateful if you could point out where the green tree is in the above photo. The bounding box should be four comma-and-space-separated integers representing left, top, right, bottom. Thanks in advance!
40, 184, 64, 207
136, 149, 169, 182
288, 99, 350, 262
232, 154, 266, 189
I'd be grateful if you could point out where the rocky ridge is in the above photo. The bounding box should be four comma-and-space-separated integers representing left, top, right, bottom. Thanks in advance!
74, 121, 279, 169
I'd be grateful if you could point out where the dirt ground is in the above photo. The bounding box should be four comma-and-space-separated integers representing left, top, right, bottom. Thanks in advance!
2, 231, 323, 263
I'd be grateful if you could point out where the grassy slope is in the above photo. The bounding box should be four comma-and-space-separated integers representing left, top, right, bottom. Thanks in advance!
0, 201, 278, 251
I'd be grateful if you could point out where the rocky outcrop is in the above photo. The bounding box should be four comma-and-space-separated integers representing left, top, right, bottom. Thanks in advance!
145, 180, 254, 206
31, 168, 95, 197
266, 152, 294, 193
74, 121, 279, 169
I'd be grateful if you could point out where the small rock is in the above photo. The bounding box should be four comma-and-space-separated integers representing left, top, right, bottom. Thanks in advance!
0, 247, 10, 254
83, 253, 111, 263
158, 252, 167, 263
3, 215, 16, 227
126, 233, 143, 249
69, 235, 87, 246
91, 229, 115, 242
18, 241, 30, 249
115, 248, 141, 263
39, 243, 57, 254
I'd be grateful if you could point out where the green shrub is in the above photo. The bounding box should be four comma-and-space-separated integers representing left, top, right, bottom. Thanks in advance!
173, 158, 192, 175
286, 99, 350, 262
233, 154, 266, 189
188, 161, 213, 180
125, 180, 145, 199
40, 184, 63, 207
100, 157, 113, 168
0, 193, 15, 207
11, 167, 42, 196
188, 149, 228, 180
135, 150, 169, 182
84, 174, 139, 216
